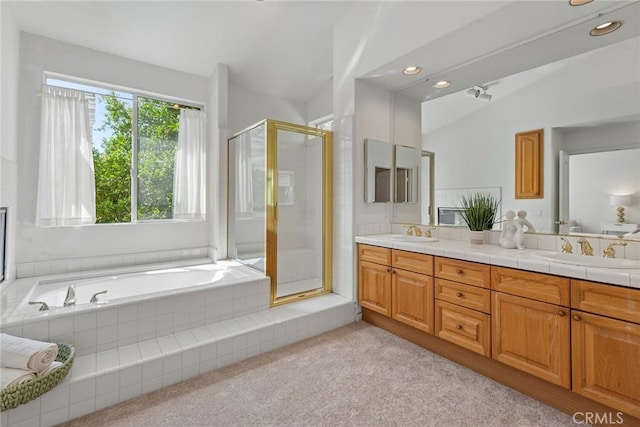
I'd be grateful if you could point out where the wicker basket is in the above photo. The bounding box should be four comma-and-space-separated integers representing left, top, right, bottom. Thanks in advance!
1, 343, 75, 412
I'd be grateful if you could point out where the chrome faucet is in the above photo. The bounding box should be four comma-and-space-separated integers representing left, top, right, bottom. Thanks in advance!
577, 237, 594, 256
63, 284, 76, 307
603, 241, 627, 258
29, 301, 49, 311
560, 237, 573, 254
90, 290, 108, 303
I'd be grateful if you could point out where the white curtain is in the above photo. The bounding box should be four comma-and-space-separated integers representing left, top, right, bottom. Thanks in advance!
36, 85, 96, 226
236, 131, 254, 215
173, 108, 207, 220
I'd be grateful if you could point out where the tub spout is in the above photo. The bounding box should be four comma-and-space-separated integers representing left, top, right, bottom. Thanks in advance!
63, 284, 76, 307
29, 301, 50, 311
90, 290, 108, 303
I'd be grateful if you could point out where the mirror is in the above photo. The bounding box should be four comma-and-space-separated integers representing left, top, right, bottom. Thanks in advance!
394, 145, 419, 203
420, 36, 640, 236
364, 138, 392, 203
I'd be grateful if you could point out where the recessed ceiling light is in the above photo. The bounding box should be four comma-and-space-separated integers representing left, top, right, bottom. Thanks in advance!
590, 21, 623, 36
569, 0, 593, 6
402, 66, 421, 76
433, 80, 450, 88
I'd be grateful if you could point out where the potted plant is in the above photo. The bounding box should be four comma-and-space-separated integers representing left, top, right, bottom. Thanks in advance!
459, 192, 500, 244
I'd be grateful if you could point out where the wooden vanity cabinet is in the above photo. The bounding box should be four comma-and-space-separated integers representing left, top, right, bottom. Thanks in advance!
358, 245, 392, 316
491, 267, 571, 388
434, 257, 491, 357
358, 245, 434, 332
571, 280, 640, 419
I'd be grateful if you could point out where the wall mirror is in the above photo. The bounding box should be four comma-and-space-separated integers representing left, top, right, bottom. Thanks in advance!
419, 35, 640, 237
394, 145, 418, 204
364, 138, 392, 203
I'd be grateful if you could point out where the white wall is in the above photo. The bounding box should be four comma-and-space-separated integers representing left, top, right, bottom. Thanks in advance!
0, 3, 20, 282
306, 78, 333, 124
228, 83, 306, 136
422, 37, 640, 233
16, 33, 211, 264
570, 149, 640, 234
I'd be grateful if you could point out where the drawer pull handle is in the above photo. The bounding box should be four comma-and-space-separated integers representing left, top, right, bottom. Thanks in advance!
557, 310, 565, 317
456, 292, 464, 298
456, 269, 463, 275
573, 315, 581, 321
455, 324, 463, 330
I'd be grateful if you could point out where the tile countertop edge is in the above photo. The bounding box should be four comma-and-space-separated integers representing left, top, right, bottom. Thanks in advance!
355, 234, 640, 289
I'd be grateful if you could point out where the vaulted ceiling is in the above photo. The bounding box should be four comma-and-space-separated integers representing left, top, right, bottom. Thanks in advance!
7, 1, 640, 104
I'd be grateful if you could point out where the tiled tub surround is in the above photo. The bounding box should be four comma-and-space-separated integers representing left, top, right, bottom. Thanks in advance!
356, 231, 640, 289
0, 261, 356, 426
15, 246, 211, 279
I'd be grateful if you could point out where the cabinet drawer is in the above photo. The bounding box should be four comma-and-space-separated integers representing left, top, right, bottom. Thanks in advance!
392, 250, 433, 275
358, 244, 391, 266
572, 280, 640, 324
435, 279, 491, 314
434, 257, 491, 288
435, 300, 491, 357
491, 266, 570, 306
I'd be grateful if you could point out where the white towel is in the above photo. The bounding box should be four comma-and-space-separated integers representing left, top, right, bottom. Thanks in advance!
37, 361, 63, 376
0, 333, 58, 372
0, 367, 37, 389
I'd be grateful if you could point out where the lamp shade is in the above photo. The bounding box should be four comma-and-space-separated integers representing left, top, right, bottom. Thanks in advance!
610, 195, 631, 206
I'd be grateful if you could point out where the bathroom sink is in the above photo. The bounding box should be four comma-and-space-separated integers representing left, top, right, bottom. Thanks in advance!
531, 252, 640, 269
388, 235, 439, 243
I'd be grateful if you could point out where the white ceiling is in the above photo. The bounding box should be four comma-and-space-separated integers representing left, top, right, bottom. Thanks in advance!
7, 0, 354, 102
7, 1, 640, 105
363, 1, 640, 102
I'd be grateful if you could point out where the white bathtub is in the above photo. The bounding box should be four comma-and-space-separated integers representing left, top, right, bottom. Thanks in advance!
16, 261, 268, 317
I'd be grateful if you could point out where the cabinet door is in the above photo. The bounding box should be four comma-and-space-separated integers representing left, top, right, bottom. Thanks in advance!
358, 260, 392, 316
492, 292, 570, 388
572, 310, 640, 419
392, 268, 434, 334
515, 128, 543, 199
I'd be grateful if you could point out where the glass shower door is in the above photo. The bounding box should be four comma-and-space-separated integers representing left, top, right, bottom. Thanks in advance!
228, 123, 266, 271
273, 128, 324, 297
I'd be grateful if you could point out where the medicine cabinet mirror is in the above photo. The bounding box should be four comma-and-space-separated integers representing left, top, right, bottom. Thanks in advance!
364, 138, 393, 203
394, 145, 419, 204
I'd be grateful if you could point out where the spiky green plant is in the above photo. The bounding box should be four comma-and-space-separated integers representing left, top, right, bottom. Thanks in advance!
459, 193, 500, 231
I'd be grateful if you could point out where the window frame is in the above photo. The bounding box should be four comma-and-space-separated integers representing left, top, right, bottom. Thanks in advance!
43, 72, 205, 225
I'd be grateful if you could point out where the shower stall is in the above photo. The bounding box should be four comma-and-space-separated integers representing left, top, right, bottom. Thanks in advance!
227, 119, 332, 306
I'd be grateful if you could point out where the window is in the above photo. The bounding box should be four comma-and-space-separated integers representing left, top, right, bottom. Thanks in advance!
45, 76, 203, 224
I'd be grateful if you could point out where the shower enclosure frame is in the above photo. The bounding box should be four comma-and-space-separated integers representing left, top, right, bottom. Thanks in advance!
227, 118, 333, 307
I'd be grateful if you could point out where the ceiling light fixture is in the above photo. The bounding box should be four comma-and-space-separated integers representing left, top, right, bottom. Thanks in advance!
466, 85, 492, 102
402, 66, 421, 76
433, 80, 450, 88
590, 20, 622, 36
569, 0, 593, 6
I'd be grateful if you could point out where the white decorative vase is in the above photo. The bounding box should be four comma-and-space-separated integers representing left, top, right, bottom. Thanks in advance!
469, 230, 485, 244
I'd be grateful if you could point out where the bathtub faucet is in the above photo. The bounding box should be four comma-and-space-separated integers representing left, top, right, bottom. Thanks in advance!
29, 301, 50, 311
63, 284, 76, 307
90, 290, 108, 303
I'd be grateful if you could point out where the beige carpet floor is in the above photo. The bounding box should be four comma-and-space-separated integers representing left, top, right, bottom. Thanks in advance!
59, 322, 577, 427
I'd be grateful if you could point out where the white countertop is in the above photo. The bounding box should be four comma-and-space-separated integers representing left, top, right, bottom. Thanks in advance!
355, 234, 640, 290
